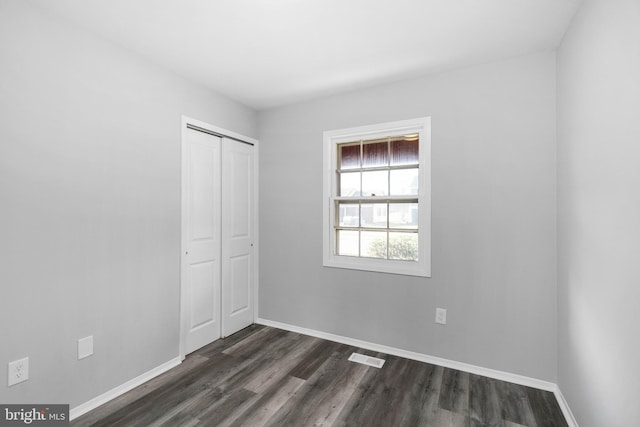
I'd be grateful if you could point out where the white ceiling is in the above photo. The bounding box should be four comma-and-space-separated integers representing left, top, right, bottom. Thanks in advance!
29, 0, 581, 110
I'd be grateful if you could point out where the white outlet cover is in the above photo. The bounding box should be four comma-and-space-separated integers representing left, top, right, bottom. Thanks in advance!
436, 308, 447, 325
8, 357, 29, 386
78, 336, 94, 360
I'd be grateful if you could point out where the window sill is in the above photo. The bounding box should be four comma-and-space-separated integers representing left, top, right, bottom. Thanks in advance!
323, 255, 431, 277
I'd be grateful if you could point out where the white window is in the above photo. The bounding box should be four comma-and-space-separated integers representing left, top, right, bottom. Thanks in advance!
323, 117, 431, 277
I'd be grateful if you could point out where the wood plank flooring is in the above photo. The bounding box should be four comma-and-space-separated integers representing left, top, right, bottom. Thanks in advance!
71, 325, 568, 427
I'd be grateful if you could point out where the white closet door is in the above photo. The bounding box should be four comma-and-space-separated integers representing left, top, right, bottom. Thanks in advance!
183, 128, 222, 354
221, 138, 255, 337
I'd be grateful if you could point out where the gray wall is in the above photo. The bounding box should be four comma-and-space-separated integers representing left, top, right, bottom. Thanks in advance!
258, 52, 558, 381
557, 0, 640, 425
0, 1, 256, 407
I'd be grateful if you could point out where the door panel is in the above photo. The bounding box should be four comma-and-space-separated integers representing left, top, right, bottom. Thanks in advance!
190, 261, 217, 327
184, 128, 222, 354
222, 139, 254, 336
230, 255, 250, 313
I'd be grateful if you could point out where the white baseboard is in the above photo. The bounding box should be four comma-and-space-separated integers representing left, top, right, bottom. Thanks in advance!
69, 323, 580, 427
257, 318, 579, 426
553, 385, 580, 427
257, 318, 555, 391
69, 357, 182, 421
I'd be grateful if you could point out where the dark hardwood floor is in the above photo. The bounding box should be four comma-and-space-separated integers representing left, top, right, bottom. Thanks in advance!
71, 325, 568, 427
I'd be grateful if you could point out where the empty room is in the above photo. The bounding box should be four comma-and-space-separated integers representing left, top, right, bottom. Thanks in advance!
1, 0, 638, 426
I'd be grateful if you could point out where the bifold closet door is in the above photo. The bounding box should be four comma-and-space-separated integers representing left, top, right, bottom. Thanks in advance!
221, 138, 255, 337
183, 128, 222, 354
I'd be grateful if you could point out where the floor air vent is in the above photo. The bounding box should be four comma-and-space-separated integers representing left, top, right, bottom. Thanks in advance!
348, 353, 385, 368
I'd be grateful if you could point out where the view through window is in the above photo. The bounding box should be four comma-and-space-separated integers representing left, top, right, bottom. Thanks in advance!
336, 134, 419, 260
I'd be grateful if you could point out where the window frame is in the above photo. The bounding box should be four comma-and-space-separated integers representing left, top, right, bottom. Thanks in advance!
323, 117, 431, 277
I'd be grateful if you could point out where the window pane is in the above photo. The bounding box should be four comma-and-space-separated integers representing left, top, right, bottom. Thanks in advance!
390, 168, 418, 196
391, 136, 419, 166
338, 203, 360, 227
388, 232, 418, 261
337, 230, 359, 256
339, 171, 360, 196
340, 144, 360, 170
362, 140, 388, 168
361, 203, 387, 228
361, 231, 387, 259
389, 203, 418, 229
362, 170, 388, 196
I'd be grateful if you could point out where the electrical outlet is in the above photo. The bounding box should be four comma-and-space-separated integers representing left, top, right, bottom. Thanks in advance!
8, 357, 29, 386
435, 308, 447, 325
78, 336, 94, 360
